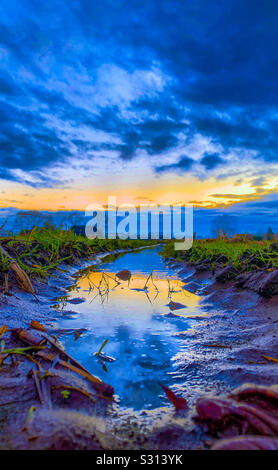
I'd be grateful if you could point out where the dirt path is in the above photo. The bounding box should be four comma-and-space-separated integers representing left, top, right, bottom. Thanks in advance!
1, 254, 278, 450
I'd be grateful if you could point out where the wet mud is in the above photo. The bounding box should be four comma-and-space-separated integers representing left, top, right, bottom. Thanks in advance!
0, 247, 278, 449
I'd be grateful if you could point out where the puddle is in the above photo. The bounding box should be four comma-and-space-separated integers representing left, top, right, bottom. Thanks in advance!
53, 247, 209, 410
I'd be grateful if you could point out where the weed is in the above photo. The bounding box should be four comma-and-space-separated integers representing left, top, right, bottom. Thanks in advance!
160, 239, 276, 274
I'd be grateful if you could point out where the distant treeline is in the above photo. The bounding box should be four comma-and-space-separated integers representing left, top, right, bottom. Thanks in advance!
0, 210, 275, 240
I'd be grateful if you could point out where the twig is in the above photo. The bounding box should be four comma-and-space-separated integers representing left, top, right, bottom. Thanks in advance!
0, 245, 37, 299
51, 384, 96, 402
37, 349, 113, 397
32, 368, 44, 404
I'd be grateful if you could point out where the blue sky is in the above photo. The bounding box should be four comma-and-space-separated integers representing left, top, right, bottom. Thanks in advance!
0, 0, 278, 233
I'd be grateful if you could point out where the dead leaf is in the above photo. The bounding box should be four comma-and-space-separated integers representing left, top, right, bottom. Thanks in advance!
0, 325, 8, 339
159, 383, 188, 411
30, 320, 47, 333
262, 355, 278, 364
74, 330, 83, 341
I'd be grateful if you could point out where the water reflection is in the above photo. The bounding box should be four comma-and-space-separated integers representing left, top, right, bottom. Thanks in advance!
55, 247, 205, 410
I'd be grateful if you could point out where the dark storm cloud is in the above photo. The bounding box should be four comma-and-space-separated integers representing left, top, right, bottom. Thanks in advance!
0, 98, 72, 185
0, 0, 278, 185
80, 109, 187, 160
156, 155, 194, 173
190, 109, 278, 162
200, 153, 225, 170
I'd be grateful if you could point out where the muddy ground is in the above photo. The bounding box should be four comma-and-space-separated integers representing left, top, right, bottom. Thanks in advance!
1, 251, 278, 450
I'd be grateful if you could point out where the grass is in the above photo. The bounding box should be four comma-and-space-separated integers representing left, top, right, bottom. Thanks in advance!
0, 225, 159, 285
160, 238, 278, 273
5, 225, 277, 289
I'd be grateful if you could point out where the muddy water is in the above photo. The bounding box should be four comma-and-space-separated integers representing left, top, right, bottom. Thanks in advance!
53, 247, 211, 410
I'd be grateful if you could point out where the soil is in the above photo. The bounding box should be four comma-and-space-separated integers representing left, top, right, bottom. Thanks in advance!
0, 251, 278, 450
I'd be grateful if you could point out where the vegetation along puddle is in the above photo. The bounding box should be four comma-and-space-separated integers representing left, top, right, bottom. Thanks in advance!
53, 246, 209, 410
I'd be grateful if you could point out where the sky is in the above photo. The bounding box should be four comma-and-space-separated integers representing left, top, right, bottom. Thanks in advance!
0, 0, 278, 228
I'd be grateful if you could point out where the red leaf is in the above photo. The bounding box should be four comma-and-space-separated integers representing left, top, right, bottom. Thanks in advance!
159, 383, 188, 411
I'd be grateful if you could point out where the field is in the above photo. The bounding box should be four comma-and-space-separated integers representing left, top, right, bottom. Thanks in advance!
0, 226, 158, 292
160, 238, 278, 273
1, 230, 278, 449
2, 228, 278, 296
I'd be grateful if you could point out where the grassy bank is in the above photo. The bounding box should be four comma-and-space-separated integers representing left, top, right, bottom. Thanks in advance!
0, 226, 158, 287
160, 238, 278, 273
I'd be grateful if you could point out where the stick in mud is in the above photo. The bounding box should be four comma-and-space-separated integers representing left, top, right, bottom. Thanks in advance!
11, 327, 114, 398
0, 245, 37, 299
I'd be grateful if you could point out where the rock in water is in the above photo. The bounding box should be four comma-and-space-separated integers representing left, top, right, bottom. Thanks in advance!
116, 270, 131, 281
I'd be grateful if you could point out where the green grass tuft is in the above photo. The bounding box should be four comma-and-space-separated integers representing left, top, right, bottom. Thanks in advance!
160, 238, 278, 273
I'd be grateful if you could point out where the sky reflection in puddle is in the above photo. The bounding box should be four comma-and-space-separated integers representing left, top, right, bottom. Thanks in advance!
55, 247, 206, 410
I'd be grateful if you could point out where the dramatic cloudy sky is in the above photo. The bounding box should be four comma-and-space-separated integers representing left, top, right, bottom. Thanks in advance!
0, 0, 278, 214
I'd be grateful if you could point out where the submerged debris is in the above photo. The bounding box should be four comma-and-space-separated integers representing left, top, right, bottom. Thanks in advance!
95, 353, 116, 363
116, 269, 131, 282
167, 301, 186, 311
8, 324, 114, 400
67, 298, 86, 304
